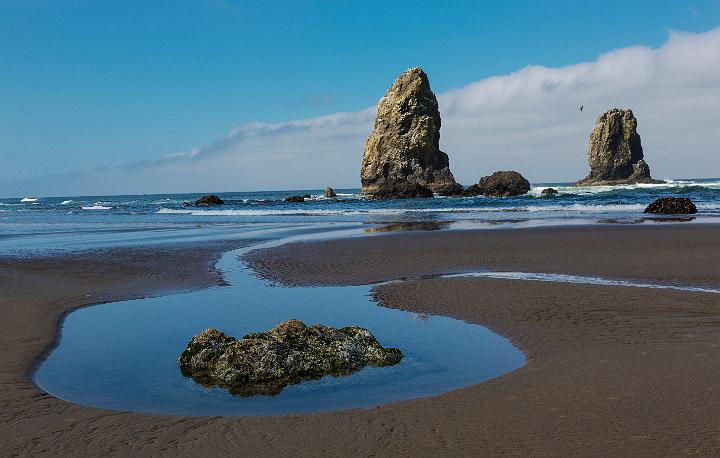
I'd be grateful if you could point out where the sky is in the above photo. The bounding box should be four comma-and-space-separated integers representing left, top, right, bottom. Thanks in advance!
1, 0, 720, 197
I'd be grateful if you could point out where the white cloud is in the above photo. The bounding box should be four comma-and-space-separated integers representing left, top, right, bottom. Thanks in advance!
5, 28, 720, 196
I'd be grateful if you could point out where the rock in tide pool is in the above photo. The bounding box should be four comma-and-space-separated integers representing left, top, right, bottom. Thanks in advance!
577, 108, 661, 186
644, 197, 697, 214
195, 194, 224, 206
178, 320, 404, 397
463, 171, 531, 197
360, 67, 460, 198
541, 188, 559, 196
324, 187, 337, 198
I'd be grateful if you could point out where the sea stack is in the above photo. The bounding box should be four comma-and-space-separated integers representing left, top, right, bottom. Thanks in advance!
361, 67, 461, 198
577, 108, 659, 186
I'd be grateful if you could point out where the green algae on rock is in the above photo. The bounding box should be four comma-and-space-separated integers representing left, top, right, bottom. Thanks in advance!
178, 319, 404, 397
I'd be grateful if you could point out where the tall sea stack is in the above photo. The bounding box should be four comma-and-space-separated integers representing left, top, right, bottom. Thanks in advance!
361, 67, 461, 198
577, 108, 659, 186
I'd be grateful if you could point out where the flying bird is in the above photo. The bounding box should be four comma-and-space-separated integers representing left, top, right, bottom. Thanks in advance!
579, 105, 584, 111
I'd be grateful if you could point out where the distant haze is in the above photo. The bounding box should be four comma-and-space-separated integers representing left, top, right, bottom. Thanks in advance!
3, 28, 720, 197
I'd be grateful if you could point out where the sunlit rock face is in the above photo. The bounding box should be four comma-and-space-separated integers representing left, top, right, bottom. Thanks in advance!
577, 108, 660, 186
361, 67, 461, 198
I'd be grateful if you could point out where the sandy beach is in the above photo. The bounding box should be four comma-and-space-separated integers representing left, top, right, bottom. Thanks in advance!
2, 225, 720, 456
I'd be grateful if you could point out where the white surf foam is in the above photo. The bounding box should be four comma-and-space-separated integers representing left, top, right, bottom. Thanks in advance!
61, 200, 72, 205
548, 179, 720, 195
82, 205, 112, 210
156, 203, 649, 217
20, 197, 38, 202
441, 271, 720, 294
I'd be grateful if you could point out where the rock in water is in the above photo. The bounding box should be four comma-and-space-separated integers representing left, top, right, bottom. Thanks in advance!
284, 195, 306, 202
541, 188, 559, 196
195, 194, 224, 206
476, 171, 531, 197
178, 320, 404, 397
360, 67, 460, 198
644, 197, 697, 214
460, 183, 483, 197
577, 108, 660, 186
324, 187, 337, 198
369, 181, 434, 200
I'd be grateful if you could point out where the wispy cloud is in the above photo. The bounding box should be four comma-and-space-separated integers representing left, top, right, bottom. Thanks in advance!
4, 28, 720, 197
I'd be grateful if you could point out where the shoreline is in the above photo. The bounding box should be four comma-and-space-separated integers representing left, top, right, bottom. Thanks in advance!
2, 224, 720, 455
19, 242, 241, 388
246, 223, 720, 287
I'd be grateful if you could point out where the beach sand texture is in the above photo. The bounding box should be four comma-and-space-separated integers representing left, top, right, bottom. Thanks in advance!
2, 225, 720, 456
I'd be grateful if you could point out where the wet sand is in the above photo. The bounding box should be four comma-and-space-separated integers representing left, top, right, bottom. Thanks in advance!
3, 225, 720, 456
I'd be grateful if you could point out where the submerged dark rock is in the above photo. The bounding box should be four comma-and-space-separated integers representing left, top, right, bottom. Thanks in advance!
541, 188, 559, 196
195, 194, 224, 206
475, 171, 531, 197
644, 197, 697, 214
284, 196, 306, 202
360, 67, 460, 198
179, 320, 403, 397
324, 187, 337, 198
577, 108, 661, 186
369, 181, 434, 199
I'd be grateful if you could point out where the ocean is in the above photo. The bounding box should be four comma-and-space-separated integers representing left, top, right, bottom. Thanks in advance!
2, 178, 719, 253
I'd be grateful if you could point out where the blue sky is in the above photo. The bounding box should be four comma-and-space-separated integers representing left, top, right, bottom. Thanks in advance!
2, 0, 720, 196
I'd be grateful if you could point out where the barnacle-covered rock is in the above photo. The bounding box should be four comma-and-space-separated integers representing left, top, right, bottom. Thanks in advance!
179, 320, 403, 397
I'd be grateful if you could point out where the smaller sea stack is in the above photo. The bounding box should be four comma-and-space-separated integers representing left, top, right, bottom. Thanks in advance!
577, 108, 661, 186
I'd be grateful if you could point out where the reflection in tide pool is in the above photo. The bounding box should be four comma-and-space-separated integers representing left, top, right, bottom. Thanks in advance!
34, 233, 525, 416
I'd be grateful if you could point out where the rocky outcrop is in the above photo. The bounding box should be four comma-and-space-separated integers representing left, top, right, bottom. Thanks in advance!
368, 181, 434, 199
644, 197, 697, 214
577, 109, 660, 186
361, 67, 459, 198
195, 194, 224, 206
435, 182, 465, 197
284, 196, 306, 202
324, 187, 337, 198
460, 184, 482, 197
461, 171, 530, 197
541, 188, 559, 196
179, 320, 403, 397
